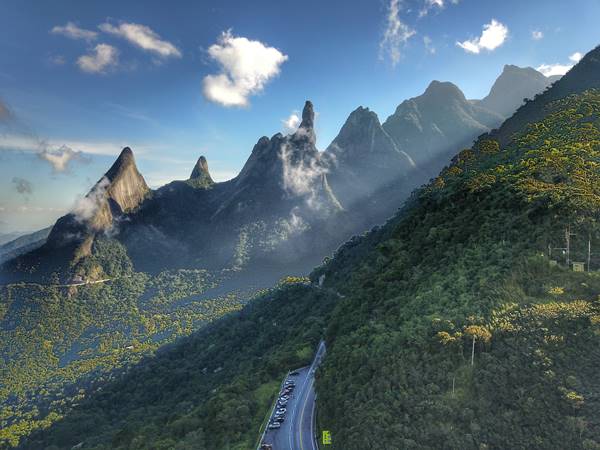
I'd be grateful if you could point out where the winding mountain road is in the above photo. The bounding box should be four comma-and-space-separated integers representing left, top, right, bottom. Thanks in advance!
260, 340, 326, 450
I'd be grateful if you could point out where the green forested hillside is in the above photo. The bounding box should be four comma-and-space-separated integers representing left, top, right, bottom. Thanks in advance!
315, 89, 600, 449
7, 56, 600, 450
18, 282, 337, 450
0, 248, 249, 448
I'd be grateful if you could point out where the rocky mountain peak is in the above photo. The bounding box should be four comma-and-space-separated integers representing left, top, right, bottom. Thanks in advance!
106, 147, 136, 181
477, 65, 552, 118
422, 80, 467, 103
190, 156, 214, 185
299, 100, 315, 130
102, 147, 149, 215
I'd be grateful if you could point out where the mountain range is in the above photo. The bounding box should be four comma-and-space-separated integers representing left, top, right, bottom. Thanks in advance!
0, 61, 573, 449
12, 44, 600, 450
0, 64, 560, 284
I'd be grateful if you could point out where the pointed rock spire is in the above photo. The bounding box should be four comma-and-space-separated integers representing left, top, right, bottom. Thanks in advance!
188, 156, 214, 187
190, 156, 213, 180
106, 147, 136, 181
299, 100, 315, 130
295, 100, 316, 143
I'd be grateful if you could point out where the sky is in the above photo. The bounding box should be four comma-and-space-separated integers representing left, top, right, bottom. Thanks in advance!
0, 0, 599, 233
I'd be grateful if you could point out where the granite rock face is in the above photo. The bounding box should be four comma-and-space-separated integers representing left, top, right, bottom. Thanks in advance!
47, 147, 149, 248
324, 106, 414, 208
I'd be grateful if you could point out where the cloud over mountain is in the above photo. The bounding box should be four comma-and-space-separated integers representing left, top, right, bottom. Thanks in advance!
536, 51, 583, 77
457, 19, 508, 54
202, 31, 288, 107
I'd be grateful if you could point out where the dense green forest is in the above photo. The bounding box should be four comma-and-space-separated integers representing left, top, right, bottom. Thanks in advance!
5, 53, 600, 449
315, 90, 600, 449
18, 282, 336, 449
0, 258, 252, 448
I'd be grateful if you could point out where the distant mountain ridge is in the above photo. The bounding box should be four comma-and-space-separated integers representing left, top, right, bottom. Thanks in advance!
0, 65, 558, 283
0, 227, 51, 264
474, 64, 556, 117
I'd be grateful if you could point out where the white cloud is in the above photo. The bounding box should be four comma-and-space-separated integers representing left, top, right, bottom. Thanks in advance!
51, 22, 98, 41
569, 52, 583, 63
39, 145, 90, 172
72, 176, 110, 222
77, 44, 119, 73
531, 30, 544, 40
536, 64, 571, 77
423, 35, 436, 54
380, 0, 416, 66
282, 112, 301, 134
99, 22, 181, 58
536, 50, 583, 77
202, 31, 288, 107
457, 19, 508, 54
280, 142, 331, 211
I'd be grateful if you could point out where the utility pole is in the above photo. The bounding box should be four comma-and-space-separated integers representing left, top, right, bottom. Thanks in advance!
471, 336, 476, 366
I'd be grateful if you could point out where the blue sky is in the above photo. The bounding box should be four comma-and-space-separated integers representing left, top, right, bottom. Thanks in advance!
1, 0, 599, 233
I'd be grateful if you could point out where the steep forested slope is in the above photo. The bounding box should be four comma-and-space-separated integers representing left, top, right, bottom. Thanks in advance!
314, 88, 600, 449
16, 282, 337, 450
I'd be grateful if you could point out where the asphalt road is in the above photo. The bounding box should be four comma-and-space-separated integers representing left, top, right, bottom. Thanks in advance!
261, 340, 326, 450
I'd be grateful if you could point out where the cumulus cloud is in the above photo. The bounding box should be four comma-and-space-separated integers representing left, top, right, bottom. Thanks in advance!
569, 52, 583, 63
39, 145, 90, 172
531, 30, 544, 40
282, 112, 301, 134
379, 0, 416, 66
77, 44, 119, 73
280, 143, 329, 211
12, 177, 33, 195
457, 19, 508, 54
202, 31, 288, 107
72, 176, 109, 222
51, 22, 98, 41
99, 22, 181, 58
536, 51, 584, 77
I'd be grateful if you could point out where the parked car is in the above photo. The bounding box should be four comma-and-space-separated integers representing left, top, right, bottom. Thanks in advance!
290, 371, 300, 376
268, 423, 281, 429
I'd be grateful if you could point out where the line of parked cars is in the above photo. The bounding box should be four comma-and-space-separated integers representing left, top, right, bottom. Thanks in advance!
267, 374, 297, 430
